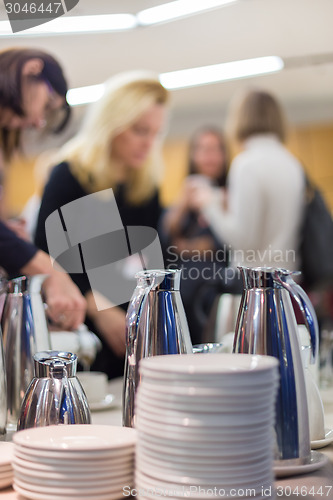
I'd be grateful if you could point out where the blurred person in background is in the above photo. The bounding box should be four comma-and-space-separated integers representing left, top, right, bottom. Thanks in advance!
0, 47, 86, 330
162, 126, 228, 257
161, 126, 230, 344
35, 71, 169, 378
189, 88, 305, 272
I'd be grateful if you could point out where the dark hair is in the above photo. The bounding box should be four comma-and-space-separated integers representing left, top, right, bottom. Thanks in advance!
188, 126, 228, 187
0, 47, 70, 160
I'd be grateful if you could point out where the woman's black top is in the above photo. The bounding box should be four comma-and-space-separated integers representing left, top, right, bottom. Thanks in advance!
35, 161, 162, 378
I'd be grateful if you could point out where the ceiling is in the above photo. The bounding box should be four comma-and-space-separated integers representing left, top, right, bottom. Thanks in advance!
0, 0, 332, 144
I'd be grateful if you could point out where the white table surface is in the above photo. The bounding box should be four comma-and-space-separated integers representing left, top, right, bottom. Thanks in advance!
1, 378, 333, 500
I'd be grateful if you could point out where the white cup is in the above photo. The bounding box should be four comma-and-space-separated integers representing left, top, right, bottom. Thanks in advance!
77, 371, 108, 404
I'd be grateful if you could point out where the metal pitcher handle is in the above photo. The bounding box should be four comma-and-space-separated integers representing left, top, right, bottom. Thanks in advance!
273, 270, 318, 363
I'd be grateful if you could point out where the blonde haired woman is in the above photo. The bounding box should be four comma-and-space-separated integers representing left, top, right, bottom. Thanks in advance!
189, 88, 305, 271
35, 71, 169, 378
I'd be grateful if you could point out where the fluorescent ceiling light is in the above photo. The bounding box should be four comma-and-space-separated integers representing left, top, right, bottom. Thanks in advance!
137, 0, 238, 26
159, 56, 284, 89
0, 14, 137, 36
67, 84, 105, 106
67, 56, 284, 106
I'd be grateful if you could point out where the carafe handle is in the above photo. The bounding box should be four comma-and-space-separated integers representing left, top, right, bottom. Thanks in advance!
273, 270, 318, 363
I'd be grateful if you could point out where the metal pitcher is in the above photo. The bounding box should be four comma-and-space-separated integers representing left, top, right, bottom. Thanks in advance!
233, 267, 318, 466
1, 275, 51, 429
17, 350, 91, 430
123, 269, 192, 427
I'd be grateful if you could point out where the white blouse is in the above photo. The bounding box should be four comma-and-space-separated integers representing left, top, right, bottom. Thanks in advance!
201, 134, 305, 270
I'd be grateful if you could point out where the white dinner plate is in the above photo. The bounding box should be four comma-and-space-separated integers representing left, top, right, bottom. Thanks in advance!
0, 475, 13, 490
274, 451, 328, 478
13, 460, 133, 483
136, 447, 271, 476
140, 352, 279, 376
0, 442, 14, 466
136, 459, 273, 487
139, 436, 273, 462
14, 476, 132, 496
89, 393, 116, 411
13, 424, 136, 451
14, 468, 133, 489
136, 398, 274, 427
138, 379, 276, 398
137, 390, 273, 414
135, 470, 272, 500
14, 446, 134, 464
0, 466, 13, 476
13, 482, 128, 500
311, 428, 333, 449
13, 454, 133, 474
135, 415, 272, 444
0, 470, 13, 480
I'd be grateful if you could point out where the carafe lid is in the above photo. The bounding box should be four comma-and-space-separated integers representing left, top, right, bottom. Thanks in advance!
34, 351, 77, 378
135, 269, 181, 291
7, 276, 29, 294
238, 267, 293, 289
7, 275, 47, 294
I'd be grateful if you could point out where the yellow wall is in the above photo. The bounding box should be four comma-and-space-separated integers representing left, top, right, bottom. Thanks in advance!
4, 156, 36, 216
4, 122, 333, 215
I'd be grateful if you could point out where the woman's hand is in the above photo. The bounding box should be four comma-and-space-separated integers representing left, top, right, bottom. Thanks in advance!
21, 250, 87, 330
42, 272, 87, 330
187, 183, 214, 211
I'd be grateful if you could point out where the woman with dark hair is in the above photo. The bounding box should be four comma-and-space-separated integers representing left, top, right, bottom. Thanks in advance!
163, 126, 228, 257
161, 126, 229, 344
0, 47, 85, 330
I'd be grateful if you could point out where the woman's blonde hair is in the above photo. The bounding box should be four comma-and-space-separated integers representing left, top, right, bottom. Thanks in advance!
58, 71, 169, 204
226, 88, 287, 145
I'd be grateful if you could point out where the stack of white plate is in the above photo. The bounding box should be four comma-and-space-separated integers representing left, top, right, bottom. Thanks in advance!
136, 353, 279, 500
12, 425, 136, 500
0, 442, 14, 490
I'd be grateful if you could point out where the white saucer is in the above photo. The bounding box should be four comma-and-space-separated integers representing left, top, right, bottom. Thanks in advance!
274, 451, 328, 478
0, 475, 13, 490
89, 394, 116, 411
0, 442, 14, 466
311, 428, 333, 449
13, 482, 127, 500
13, 424, 136, 451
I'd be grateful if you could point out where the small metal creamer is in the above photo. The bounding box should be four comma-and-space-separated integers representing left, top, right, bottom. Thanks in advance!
17, 350, 91, 430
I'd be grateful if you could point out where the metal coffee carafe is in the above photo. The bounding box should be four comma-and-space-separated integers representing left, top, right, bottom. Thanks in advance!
123, 269, 192, 427
17, 350, 91, 430
233, 267, 318, 466
1, 275, 51, 429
